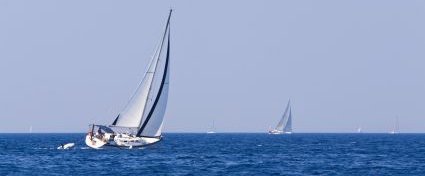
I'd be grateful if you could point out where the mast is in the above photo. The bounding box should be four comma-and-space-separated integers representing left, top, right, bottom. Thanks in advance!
395, 116, 399, 133
209, 121, 215, 132
136, 10, 172, 137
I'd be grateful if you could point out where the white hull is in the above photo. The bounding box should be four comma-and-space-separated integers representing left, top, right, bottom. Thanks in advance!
389, 131, 398, 134
85, 133, 161, 149
268, 130, 292, 135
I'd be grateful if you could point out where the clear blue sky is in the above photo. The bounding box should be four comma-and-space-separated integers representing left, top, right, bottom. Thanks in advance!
0, 0, 424, 133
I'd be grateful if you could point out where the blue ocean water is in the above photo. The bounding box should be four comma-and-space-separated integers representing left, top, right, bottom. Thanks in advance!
0, 133, 424, 175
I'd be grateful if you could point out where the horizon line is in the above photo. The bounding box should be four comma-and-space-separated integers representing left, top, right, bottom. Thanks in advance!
1, 132, 424, 134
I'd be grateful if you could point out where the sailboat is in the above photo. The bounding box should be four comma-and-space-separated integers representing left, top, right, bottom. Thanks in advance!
206, 121, 216, 134
389, 116, 399, 134
269, 100, 292, 134
357, 126, 362, 133
85, 10, 172, 149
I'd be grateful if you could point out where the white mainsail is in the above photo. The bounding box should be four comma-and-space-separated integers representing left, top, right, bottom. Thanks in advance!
112, 10, 171, 137
113, 50, 161, 128
274, 100, 292, 133
139, 48, 170, 137
357, 127, 362, 133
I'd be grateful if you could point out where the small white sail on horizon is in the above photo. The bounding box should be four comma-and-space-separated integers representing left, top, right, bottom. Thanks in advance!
389, 116, 399, 134
85, 10, 173, 149
357, 126, 362, 133
207, 121, 216, 134
269, 100, 292, 134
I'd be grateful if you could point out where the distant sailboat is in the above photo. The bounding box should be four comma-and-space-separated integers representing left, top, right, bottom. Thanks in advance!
29, 126, 33, 133
269, 100, 292, 134
357, 126, 362, 133
207, 121, 216, 134
389, 116, 399, 134
85, 10, 172, 149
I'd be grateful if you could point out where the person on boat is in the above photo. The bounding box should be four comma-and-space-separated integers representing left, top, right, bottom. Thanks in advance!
96, 128, 103, 137
87, 131, 93, 140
